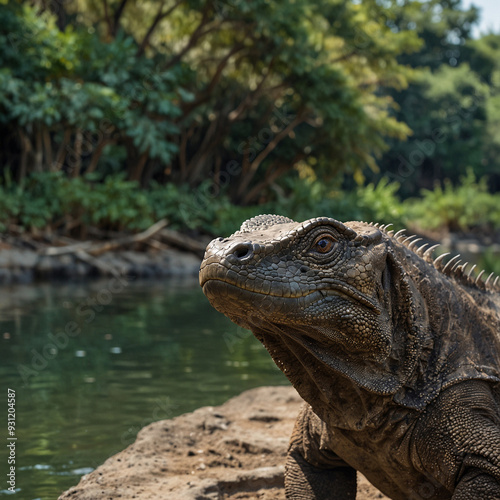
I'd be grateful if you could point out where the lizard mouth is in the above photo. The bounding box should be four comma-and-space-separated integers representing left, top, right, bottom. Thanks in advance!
200, 275, 381, 314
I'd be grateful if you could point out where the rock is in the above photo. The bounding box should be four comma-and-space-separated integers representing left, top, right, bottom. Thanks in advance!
0, 268, 12, 284
97, 252, 133, 276
10, 268, 34, 284
116, 250, 201, 278
164, 249, 201, 277
35, 255, 56, 274
75, 262, 92, 277
121, 250, 153, 268
36, 254, 70, 279
0, 249, 38, 283
0, 244, 202, 282
58, 386, 388, 500
8, 249, 38, 268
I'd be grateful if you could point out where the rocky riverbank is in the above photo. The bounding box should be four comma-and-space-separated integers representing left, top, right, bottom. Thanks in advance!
58, 386, 387, 500
0, 220, 208, 283
1, 225, 498, 285
0, 246, 202, 284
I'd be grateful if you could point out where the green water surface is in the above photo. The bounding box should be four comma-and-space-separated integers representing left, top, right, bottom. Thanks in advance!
0, 277, 288, 499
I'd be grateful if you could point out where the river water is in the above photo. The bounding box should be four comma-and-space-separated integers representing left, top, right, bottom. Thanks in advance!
0, 277, 287, 499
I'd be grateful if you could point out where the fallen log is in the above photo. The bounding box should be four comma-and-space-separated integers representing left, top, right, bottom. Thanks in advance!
158, 228, 207, 257
74, 249, 124, 278
41, 219, 169, 257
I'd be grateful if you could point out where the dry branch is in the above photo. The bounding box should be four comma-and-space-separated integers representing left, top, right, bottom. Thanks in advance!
40, 219, 207, 259
41, 219, 169, 257
74, 249, 123, 277
159, 228, 207, 257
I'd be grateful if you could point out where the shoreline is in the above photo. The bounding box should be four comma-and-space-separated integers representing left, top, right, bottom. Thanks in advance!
0, 246, 202, 284
0, 228, 498, 285
58, 386, 388, 500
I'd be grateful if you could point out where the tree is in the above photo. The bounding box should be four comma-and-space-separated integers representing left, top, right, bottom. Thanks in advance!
374, 0, 500, 196
465, 34, 500, 191
0, 0, 421, 203
0, 2, 192, 185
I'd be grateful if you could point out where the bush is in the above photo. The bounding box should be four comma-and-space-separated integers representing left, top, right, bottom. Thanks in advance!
0, 172, 155, 233
62, 174, 154, 231
252, 174, 407, 231
0, 0, 418, 199
407, 169, 500, 232
0, 170, 498, 238
0, 171, 63, 230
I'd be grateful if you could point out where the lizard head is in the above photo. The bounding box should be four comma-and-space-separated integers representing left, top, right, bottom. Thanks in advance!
200, 214, 424, 397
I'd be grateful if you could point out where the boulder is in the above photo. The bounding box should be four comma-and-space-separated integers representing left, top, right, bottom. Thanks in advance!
58, 386, 387, 500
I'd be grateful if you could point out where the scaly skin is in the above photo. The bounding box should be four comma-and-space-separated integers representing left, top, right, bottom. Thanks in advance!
199, 214, 500, 499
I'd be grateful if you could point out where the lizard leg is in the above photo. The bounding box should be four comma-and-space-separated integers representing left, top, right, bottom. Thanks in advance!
285, 403, 357, 499
286, 450, 356, 499
413, 381, 500, 499
452, 469, 500, 499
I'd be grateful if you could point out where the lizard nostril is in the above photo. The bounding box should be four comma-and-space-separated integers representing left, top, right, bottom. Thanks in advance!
231, 243, 253, 260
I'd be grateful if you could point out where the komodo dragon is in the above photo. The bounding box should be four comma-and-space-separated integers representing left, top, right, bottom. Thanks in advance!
199, 214, 500, 499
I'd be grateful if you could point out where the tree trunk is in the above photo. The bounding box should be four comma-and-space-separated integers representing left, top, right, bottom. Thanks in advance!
111, 0, 129, 37
43, 126, 53, 170
34, 123, 43, 172
71, 129, 83, 177
87, 139, 112, 174
128, 150, 149, 183
236, 114, 303, 199
17, 128, 31, 183
183, 118, 218, 183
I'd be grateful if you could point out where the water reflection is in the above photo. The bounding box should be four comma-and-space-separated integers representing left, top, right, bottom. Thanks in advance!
0, 277, 287, 499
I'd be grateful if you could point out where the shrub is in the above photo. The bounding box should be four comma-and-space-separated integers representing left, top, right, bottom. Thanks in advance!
0, 170, 498, 238
407, 169, 500, 232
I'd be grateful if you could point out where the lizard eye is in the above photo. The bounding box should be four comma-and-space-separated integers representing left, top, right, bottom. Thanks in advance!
312, 235, 336, 254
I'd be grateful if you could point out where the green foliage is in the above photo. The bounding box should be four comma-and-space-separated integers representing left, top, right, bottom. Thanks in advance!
354, 178, 406, 227
407, 63, 489, 178
201, 174, 408, 237
407, 170, 500, 232
0, 0, 421, 200
0, 172, 63, 230
477, 249, 500, 277
375, 0, 500, 196
0, 0, 499, 239
149, 180, 233, 232
0, 1, 193, 177
61, 174, 154, 230
0, 171, 498, 237
0, 173, 155, 232
465, 34, 500, 177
